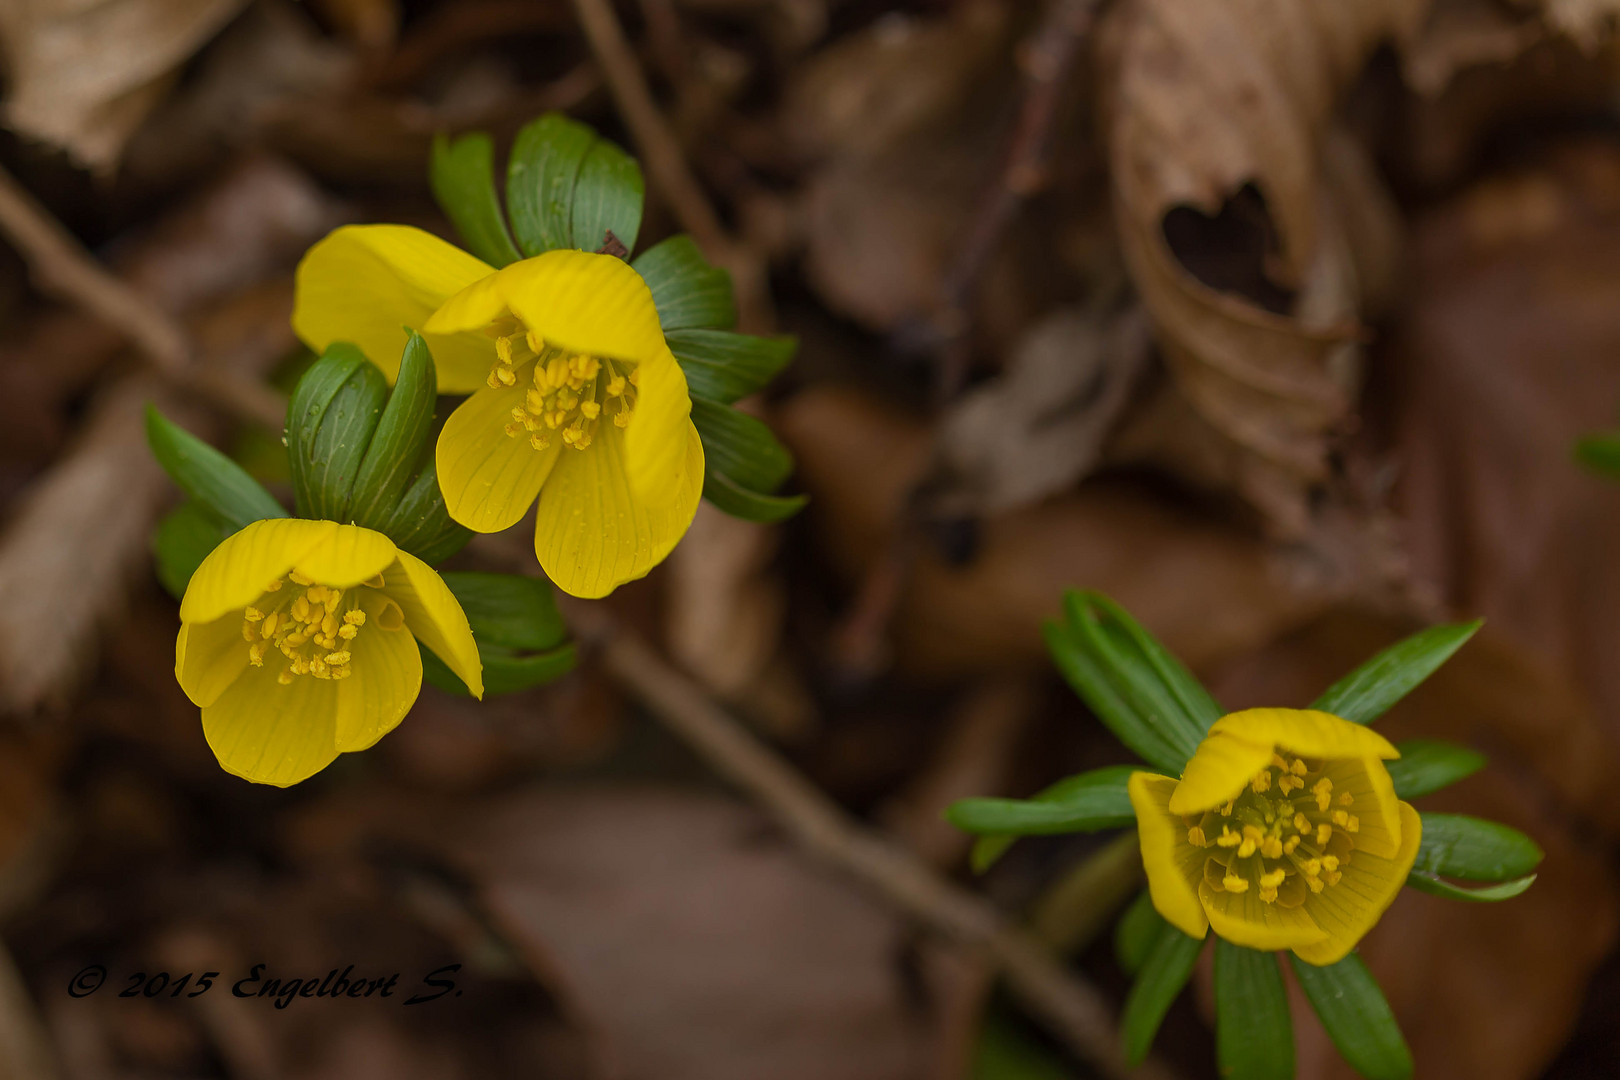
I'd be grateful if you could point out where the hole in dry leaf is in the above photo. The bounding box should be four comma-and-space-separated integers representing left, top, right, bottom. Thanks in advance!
1161, 183, 1296, 316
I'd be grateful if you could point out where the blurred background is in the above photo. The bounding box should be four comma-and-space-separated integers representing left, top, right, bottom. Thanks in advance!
0, 0, 1617, 1077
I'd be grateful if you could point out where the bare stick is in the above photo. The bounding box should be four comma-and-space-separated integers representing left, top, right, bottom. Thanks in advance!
0, 164, 283, 430
933, 0, 1099, 401
564, 601, 1175, 1080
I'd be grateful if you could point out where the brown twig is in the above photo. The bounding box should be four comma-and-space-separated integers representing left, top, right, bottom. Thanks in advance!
563, 600, 1175, 1080
0, 164, 284, 430
932, 0, 1100, 402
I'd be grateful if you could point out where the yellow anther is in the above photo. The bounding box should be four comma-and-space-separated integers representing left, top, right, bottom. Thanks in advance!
306, 585, 328, 603
580, 400, 601, 420
1316, 823, 1332, 846
291, 596, 310, 621
248, 641, 268, 666
285, 631, 308, 647
1259, 887, 1279, 903
1278, 774, 1300, 794
1222, 874, 1250, 894
261, 612, 279, 638
1283, 835, 1300, 854
1294, 813, 1309, 833
1260, 869, 1287, 889
277, 668, 294, 685
606, 375, 626, 396
1302, 858, 1321, 876
1307, 875, 1325, 893
1344, 815, 1359, 833
1220, 801, 1234, 816
628, 368, 641, 387
487, 370, 502, 389
530, 433, 550, 450
1237, 838, 1257, 859
1187, 826, 1207, 847
1251, 769, 1272, 794
526, 390, 546, 413
338, 624, 358, 640
242, 622, 257, 643
264, 579, 283, 592
1332, 810, 1348, 827
1273, 754, 1289, 770
613, 409, 632, 427
495, 335, 513, 363
290, 571, 314, 586
1339, 792, 1354, 806
526, 329, 544, 353
1261, 836, 1283, 859
496, 367, 517, 387
344, 610, 366, 626
1321, 855, 1340, 873
1291, 758, 1308, 775
1217, 828, 1241, 848
244, 606, 264, 622
325, 651, 351, 665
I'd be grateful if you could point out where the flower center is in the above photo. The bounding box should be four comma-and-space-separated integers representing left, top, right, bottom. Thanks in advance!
240, 570, 383, 684
1182, 754, 1360, 906
485, 326, 639, 453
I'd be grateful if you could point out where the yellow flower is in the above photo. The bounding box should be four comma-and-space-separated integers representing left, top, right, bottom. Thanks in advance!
175, 518, 483, 786
1128, 708, 1422, 965
292, 225, 704, 599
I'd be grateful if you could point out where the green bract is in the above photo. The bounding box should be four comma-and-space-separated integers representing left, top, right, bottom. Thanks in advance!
948, 591, 1541, 1079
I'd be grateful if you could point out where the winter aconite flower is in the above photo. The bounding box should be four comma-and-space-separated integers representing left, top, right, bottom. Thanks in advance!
175, 517, 482, 786
1129, 708, 1422, 965
291, 225, 703, 598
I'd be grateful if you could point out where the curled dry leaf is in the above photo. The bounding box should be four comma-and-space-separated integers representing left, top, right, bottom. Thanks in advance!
0, 0, 249, 172
930, 304, 1151, 516
1103, 0, 1424, 535
454, 788, 928, 1080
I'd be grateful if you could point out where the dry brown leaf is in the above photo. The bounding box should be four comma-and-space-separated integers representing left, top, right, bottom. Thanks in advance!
930, 305, 1151, 516
1104, 0, 1425, 535
454, 787, 929, 1080
0, 0, 250, 172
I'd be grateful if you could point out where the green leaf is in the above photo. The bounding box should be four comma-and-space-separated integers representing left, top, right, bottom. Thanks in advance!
145, 407, 287, 530
1122, 922, 1204, 1066
438, 571, 567, 651
421, 571, 575, 697
1404, 872, 1537, 902
1069, 592, 1222, 734
632, 235, 736, 330
667, 329, 796, 404
1289, 953, 1412, 1080
689, 396, 794, 494
430, 131, 522, 268
372, 460, 472, 565
946, 765, 1138, 835
1215, 940, 1294, 1080
152, 501, 232, 599
285, 343, 388, 521
506, 113, 596, 255
348, 332, 438, 532
1412, 813, 1543, 882
1386, 739, 1486, 799
1115, 889, 1167, 977
1310, 620, 1482, 725
571, 137, 644, 255
971, 1008, 1077, 1080
700, 470, 807, 524
1043, 615, 1192, 775
1575, 431, 1620, 478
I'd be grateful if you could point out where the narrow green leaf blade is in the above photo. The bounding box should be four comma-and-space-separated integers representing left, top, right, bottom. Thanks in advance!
1387, 739, 1486, 799
667, 329, 796, 404
152, 501, 232, 599
285, 344, 388, 521
349, 332, 438, 532
1122, 923, 1204, 1066
1412, 813, 1543, 882
689, 396, 794, 493
430, 131, 522, 268
1043, 619, 1186, 774
570, 137, 644, 255
1077, 592, 1222, 732
374, 460, 473, 565
701, 470, 807, 523
145, 407, 287, 531
946, 765, 1138, 835
1575, 431, 1620, 478
438, 571, 567, 651
1311, 620, 1482, 725
1116, 889, 1167, 977
1215, 940, 1294, 1080
1405, 872, 1537, 902
1064, 594, 1205, 765
507, 113, 595, 255
632, 235, 735, 330
1289, 953, 1412, 1080
423, 641, 578, 697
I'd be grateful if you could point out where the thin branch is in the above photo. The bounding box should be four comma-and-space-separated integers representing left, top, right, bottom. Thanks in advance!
0, 164, 284, 430
563, 600, 1176, 1080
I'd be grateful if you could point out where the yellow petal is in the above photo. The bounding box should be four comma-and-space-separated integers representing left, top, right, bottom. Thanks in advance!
491, 250, 665, 362
623, 345, 699, 507
533, 418, 704, 598
293, 523, 398, 589
435, 373, 562, 533
1128, 771, 1210, 940
1168, 732, 1274, 815
1292, 801, 1423, 966
181, 518, 337, 625
202, 660, 340, 786
382, 551, 483, 699
1200, 878, 1328, 952
175, 613, 249, 708
422, 270, 507, 336
292, 224, 497, 393
1317, 756, 1403, 860
1210, 708, 1399, 762
332, 590, 423, 752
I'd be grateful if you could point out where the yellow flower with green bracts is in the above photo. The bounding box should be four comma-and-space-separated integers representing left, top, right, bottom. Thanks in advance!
1129, 708, 1422, 966
175, 517, 482, 786
292, 224, 703, 599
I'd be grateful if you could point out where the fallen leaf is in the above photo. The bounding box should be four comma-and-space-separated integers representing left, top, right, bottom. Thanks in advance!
454, 787, 929, 1080
0, 0, 250, 172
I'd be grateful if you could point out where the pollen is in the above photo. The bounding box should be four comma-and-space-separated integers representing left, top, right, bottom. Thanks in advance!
240, 574, 380, 685
491, 335, 639, 454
